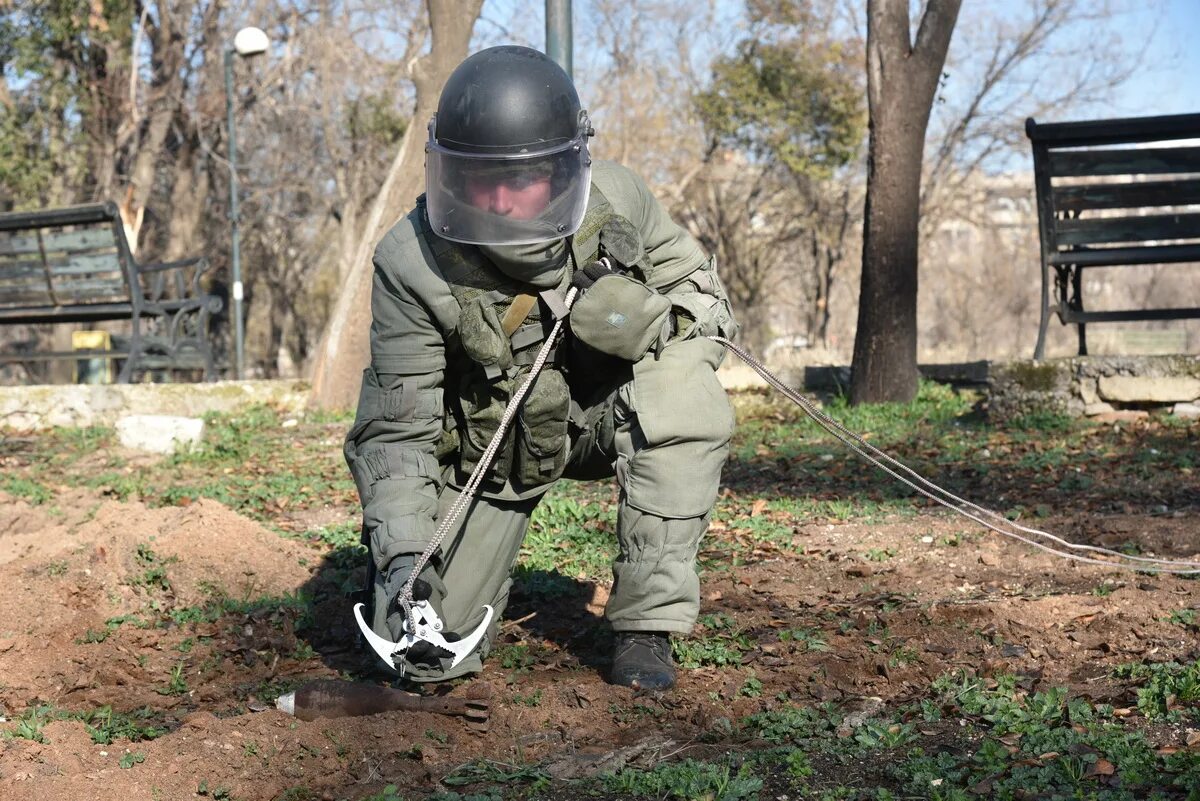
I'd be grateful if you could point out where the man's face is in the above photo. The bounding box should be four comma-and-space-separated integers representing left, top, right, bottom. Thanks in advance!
464, 169, 552, 220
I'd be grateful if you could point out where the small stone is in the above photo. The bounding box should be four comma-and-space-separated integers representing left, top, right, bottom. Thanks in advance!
115, 414, 205, 454
1173, 402, 1200, 420
1098, 376, 1200, 403
1083, 401, 1115, 416
1078, 378, 1100, 405
920, 536, 934, 544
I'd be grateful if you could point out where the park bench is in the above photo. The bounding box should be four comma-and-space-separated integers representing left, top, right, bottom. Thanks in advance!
1027, 112, 1200, 360
0, 202, 223, 382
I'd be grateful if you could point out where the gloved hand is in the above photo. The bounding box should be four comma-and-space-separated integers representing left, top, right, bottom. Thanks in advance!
383, 555, 456, 669
570, 264, 673, 361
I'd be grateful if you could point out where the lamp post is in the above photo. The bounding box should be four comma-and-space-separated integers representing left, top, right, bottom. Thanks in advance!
223, 26, 269, 380
545, 0, 573, 78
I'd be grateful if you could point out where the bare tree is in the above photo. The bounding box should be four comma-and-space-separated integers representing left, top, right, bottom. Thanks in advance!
307, 0, 484, 410
850, 0, 961, 405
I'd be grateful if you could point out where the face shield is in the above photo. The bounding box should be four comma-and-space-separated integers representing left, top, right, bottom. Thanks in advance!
425, 117, 593, 246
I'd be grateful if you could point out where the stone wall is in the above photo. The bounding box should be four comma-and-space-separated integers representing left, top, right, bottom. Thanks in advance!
989, 356, 1200, 422
0, 380, 311, 430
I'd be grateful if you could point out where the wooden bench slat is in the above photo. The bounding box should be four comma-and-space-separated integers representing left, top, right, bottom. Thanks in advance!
1059, 307, 1200, 324
1052, 179, 1200, 212
1054, 212, 1200, 246
0, 275, 131, 295
0, 228, 120, 257
0, 253, 126, 279
1048, 242, 1200, 267
1047, 146, 1200, 178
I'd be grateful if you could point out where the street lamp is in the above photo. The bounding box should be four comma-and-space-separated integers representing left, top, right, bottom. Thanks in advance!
224, 26, 268, 380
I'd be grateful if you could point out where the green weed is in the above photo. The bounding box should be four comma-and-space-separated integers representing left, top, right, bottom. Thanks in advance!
603, 757, 763, 800
130, 541, 176, 592
779, 628, 830, 652
157, 662, 188, 696
1113, 660, 1200, 720
442, 758, 549, 788
81, 706, 167, 744
1, 476, 52, 504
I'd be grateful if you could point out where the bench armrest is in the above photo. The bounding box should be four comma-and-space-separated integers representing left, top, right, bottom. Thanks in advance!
138, 257, 213, 304
137, 256, 209, 275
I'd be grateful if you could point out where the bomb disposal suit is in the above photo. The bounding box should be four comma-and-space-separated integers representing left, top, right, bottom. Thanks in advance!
344, 46, 737, 688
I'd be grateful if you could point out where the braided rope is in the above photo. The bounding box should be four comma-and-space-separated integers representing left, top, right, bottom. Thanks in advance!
711, 336, 1200, 574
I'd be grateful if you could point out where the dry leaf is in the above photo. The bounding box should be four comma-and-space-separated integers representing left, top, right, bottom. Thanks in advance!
1092, 759, 1116, 776
750, 499, 768, 517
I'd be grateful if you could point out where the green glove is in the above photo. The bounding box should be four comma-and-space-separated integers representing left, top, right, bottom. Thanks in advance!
569, 272, 672, 361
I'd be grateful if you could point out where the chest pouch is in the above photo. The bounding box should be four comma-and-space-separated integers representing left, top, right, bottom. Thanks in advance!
455, 370, 517, 488
514, 364, 571, 487
458, 298, 513, 377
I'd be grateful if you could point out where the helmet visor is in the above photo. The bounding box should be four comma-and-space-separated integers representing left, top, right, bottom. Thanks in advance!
426, 126, 592, 246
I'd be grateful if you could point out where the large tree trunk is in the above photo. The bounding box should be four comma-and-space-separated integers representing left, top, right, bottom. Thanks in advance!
307, 0, 483, 410
850, 0, 961, 404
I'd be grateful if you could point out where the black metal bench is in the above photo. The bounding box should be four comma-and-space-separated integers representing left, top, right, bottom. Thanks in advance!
0, 202, 223, 382
1027, 112, 1200, 360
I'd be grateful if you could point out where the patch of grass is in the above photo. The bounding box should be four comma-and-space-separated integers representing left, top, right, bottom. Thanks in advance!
738, 674, 763, 698
740, 704, 840, 744
442, 758, 549, 789
81, 706, 168, 744
4, 705, 54, 742
519, 488, 615, 582
1113, 659, 1200, 720
778, 628, 830, 652
157, 661, 188, 697
511, 565, 580, 602
603, 757, 763, 800
1, 475, 53, 504
196, 779, 233, 798
76, 614, 150, 644
492, 643, 535, 678
1167, 608, 1198, 629
673, 613, 752, 669
130, 541, 176, 592
510, 688, 543, 707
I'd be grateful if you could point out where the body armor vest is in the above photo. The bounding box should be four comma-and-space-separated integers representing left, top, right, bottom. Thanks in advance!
416, 185, 655, 493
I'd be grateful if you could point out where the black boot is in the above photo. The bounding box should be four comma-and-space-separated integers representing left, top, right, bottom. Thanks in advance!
610, 632, 676, 690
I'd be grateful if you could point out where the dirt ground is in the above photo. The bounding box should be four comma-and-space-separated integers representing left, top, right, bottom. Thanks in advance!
0, 398, 1195, 796
0, 430, 1198, 799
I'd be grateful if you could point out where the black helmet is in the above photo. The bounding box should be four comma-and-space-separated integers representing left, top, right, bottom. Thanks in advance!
425, 45, 594, 245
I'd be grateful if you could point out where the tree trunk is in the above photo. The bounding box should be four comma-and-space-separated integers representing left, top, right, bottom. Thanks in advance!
850, 0, 961, 404
307, 0, 483, 410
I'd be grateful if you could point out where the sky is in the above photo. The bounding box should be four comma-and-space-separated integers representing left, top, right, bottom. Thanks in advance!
1104, 0, 1200, 117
